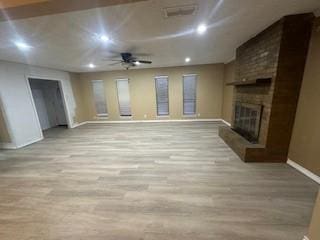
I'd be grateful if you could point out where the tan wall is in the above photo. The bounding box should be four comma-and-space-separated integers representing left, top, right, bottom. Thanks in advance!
289, 18, 320, 176
76, 64, 224, 121
221, 61, 235, 124
0, 105, 11, 143
308, 190, 320, 240
70, 73, 88, 124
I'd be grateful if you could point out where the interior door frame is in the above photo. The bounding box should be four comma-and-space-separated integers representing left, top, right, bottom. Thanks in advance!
25, 76, 72, 138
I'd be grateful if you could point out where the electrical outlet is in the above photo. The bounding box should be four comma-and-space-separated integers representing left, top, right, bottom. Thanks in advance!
197, 113, 201, 117
144, 114, 147, 118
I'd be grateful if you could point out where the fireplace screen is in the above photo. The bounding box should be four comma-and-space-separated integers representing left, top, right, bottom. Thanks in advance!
233, 102, 263, 143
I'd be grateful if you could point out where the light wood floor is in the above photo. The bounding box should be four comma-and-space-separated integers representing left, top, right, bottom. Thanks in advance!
0, 122, 318, 240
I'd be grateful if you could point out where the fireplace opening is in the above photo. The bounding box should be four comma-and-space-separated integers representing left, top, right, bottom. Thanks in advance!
233, 102, 263, 143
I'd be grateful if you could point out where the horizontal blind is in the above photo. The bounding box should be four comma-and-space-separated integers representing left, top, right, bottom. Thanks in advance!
91, 80, 108, 116
155, 76, 169, 116
183, 74, 197, 115
116, 79, 132, 116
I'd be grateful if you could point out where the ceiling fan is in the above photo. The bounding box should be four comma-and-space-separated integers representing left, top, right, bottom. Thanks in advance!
106, 52, 152, 70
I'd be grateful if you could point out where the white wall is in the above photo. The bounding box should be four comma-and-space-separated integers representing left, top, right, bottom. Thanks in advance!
0, 60, 77, 148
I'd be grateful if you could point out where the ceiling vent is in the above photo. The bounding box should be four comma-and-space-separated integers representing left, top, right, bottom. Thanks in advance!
163, 4, 198, 18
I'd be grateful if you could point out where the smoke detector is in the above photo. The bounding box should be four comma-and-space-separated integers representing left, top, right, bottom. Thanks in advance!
163, 4, 198, 18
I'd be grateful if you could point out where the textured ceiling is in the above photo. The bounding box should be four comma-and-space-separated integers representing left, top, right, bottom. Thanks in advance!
0, 0, 48, 8
0, 0, 319, 72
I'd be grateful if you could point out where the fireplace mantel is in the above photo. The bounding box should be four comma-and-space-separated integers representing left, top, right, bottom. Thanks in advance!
226, 77, 272, 86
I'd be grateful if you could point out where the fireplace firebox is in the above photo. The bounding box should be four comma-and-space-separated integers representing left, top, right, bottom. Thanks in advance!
233, 102, 263, 143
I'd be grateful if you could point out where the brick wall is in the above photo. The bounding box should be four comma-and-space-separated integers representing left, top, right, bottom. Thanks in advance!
236, 21, 282, 82
233, 19, 284, 145
222, 13, 314, 162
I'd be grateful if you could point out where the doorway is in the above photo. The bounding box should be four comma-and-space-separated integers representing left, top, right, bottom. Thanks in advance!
28, 78, 68, 132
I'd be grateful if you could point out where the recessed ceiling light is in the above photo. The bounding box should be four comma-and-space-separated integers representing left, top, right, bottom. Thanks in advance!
99, 35, 110, 42
14, 41, 32, 51
88, 63, 96, 68
197, 24, 207, 35
185, 57, 191, 63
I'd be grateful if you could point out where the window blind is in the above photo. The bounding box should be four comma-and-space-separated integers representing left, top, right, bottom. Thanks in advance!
116, 79, 132, 116
155, 76, 169, 116
183, 74, 197, 115
91, 80, 108, 116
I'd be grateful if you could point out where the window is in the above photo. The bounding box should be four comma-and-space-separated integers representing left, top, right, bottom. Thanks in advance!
155, 76, 169, 116
183, 74, 197, 115
91, 80, 108, 117
116, 79, 132, 117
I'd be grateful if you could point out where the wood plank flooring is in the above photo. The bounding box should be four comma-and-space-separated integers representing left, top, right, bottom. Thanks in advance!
0, 122, 318, 240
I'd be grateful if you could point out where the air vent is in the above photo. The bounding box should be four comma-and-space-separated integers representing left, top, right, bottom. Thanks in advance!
163, 4, 198, 18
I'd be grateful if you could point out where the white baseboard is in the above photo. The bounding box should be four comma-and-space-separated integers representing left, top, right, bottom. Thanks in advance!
14, 137, 44, 149
0, 142, 17, 150
1, 138, 44, 150
73, 119, 226, 126
71, 122, 87, 128
85, 119, 222, 124
287, 159, 320, 184
221, 119, 231, 127
0, 137, 43, 150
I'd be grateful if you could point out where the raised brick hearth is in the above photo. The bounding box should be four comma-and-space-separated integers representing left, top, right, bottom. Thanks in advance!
219, 13, 314, 162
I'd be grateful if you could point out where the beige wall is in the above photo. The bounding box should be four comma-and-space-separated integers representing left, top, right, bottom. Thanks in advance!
0, 105, 11, 143
308, 190, 320, 240
221, 61, 235, 124
70, 73, 88, 124
76, 64, 224, 121
289, 18, 320, 176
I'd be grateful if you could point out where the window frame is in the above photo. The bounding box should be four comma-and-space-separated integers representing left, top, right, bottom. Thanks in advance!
155, 75, 170, 117
116, 78, 132, 118
182, 74, 197, 116
91, 80, 108, 117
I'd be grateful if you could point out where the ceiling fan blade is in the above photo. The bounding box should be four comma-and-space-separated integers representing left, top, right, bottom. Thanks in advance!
133, 53, 152, 57
122, 46, 151, 57
103, 50, 123, 59
107, 49, 122, 55
138, 60, 152, 64
102, 58, 122, 61
108, 61, 123, 66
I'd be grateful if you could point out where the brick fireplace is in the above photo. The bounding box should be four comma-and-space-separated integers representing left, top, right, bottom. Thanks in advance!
219, 13, 314, 162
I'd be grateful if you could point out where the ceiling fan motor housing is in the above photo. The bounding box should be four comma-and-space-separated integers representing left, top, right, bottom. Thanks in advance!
121, 52, 135, 62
